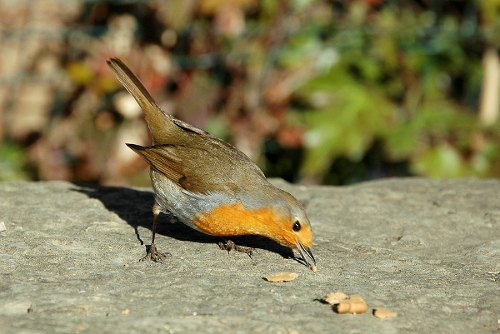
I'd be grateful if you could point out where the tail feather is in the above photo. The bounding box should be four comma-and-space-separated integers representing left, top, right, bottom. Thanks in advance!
107, 58, 172, 144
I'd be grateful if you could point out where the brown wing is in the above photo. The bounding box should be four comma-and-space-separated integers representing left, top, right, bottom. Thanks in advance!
126, 144, 183, 179
126, 143, 193, 190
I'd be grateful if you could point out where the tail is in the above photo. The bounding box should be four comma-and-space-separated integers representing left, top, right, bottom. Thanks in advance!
106, 58, 173, 145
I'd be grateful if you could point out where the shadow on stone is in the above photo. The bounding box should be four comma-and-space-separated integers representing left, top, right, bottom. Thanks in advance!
73, 183, 294, 260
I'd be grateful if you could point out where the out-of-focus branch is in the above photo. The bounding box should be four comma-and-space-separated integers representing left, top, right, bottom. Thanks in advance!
479, 47, 500, 126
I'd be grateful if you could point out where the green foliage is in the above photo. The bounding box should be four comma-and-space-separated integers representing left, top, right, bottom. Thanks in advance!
286, 1, 500, 183
299, 63, 394, 178
6, 1, 500, 185
0, 141, 30, 181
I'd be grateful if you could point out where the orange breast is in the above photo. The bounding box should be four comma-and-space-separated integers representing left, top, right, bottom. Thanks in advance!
192, 202, 296, 247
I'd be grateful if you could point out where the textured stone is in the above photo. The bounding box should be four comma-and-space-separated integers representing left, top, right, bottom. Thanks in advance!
0, 179, 498, 333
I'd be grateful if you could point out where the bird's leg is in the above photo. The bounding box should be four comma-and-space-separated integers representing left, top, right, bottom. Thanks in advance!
140, 204, 170, 262
218, 239, 254, 258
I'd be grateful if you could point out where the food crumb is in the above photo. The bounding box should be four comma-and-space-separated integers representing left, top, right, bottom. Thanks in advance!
321, 291, 368, 314
121, 308, 130, 315
348, 294, 364, 302
79, 305, 89, 311
264, 272, 299, 282
373, 307, 397, 319
334, 299, 368, 314
323, 291, 348, 305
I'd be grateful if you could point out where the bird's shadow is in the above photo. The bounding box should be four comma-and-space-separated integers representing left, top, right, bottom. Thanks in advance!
73, 183, 295, 260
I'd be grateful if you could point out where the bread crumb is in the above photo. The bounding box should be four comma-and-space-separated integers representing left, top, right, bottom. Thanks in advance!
323, 291, 348, 305
334, 299, 368, 314
373, 307, 397, 319
264, 272, 299, 282
321, 292, 369, 314
79, 305, 89, 311
349, 294, 364, 302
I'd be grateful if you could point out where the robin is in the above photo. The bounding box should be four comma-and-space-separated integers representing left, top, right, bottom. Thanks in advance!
107, 58, 316, 271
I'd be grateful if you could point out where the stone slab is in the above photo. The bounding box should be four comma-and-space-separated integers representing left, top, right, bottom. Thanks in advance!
0, 179, 498, 333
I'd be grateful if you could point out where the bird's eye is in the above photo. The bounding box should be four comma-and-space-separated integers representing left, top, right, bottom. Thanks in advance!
293, 220, 301, 232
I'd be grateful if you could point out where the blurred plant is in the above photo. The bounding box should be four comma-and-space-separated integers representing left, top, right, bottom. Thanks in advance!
292, 1, 500, 183
0, 141, 30, 181
1, 0, 500, 186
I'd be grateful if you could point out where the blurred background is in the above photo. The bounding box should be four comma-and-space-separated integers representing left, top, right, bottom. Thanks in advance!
1, 0, 500, 186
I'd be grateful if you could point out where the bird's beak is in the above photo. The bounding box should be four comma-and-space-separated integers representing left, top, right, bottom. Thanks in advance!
296, 241, 316, 270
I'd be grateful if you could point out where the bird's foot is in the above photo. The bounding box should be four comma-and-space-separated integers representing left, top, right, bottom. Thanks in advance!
139, 243, 171, 262
218, 240, 254, 258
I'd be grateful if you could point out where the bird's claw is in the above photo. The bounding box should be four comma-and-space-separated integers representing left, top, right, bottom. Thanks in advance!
139, 243, 171, 262
218, 240, 254, 258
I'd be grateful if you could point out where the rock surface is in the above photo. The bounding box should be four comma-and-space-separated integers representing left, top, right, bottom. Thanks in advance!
0, 179, 498, 333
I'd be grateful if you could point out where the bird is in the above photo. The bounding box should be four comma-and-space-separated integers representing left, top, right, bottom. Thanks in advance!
107, 58, 316, 271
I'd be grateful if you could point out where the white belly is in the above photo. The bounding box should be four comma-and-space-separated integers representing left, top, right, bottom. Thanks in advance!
149, 169, 238, 231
